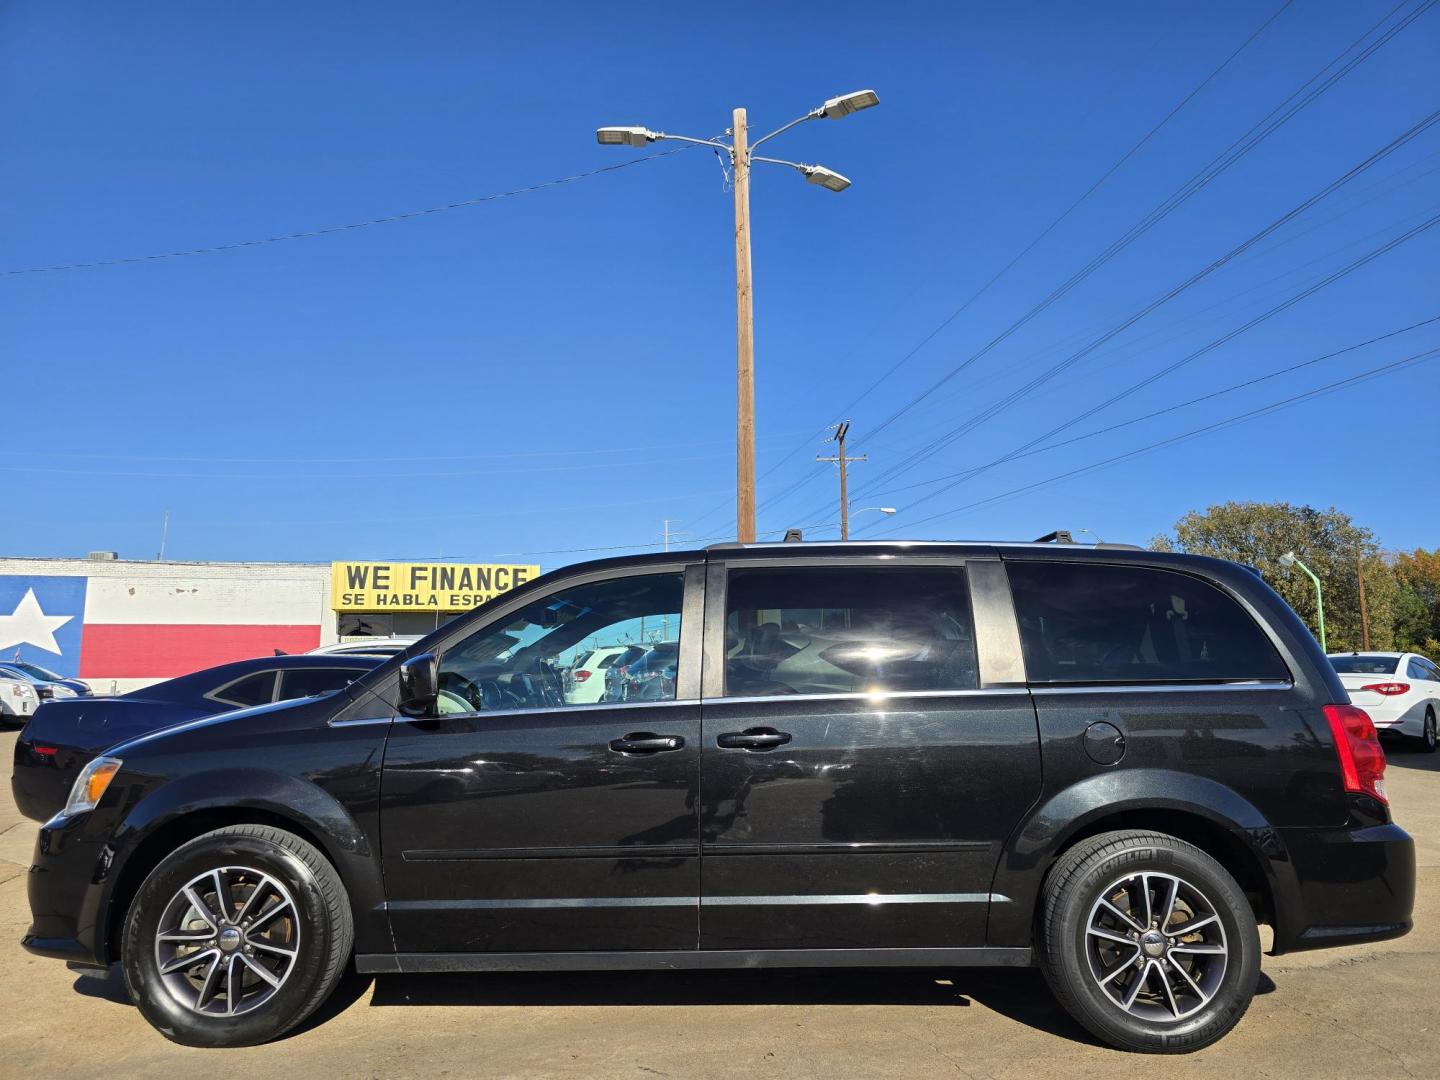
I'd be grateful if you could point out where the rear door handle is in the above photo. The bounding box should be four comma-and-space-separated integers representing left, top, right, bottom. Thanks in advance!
609, 732, 686, 755
716, 727, 792, 751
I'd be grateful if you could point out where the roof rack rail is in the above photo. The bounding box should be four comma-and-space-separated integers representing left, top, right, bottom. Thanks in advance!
1033, 530, 1075, 544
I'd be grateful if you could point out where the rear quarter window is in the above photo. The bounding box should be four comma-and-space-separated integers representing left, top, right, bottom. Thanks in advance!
1008, 561, 1289, 685
208, 670, 278, 708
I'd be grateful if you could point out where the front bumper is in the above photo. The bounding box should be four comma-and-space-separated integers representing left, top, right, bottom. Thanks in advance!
20, 812, 113, 970
1271, 822, 1415, 954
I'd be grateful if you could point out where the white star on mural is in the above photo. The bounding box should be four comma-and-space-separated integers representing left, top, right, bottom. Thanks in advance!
0, 588, 74, 655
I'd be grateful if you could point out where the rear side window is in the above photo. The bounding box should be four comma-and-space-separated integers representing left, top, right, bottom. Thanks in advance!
278, 667, 360, 700
210, 670, 278, 707
724, 566, 978, 697
596, 653, 621, 668
1008, 562, 1288, 685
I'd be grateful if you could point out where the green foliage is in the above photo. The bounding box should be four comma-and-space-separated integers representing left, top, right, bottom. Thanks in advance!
1150, 501, 1398, 652
1393, 549, 1440, 654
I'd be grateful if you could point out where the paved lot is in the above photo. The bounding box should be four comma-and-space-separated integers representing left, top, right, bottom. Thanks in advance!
0, 728, 1434, 1079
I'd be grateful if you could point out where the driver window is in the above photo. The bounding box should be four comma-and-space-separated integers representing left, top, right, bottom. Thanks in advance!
435, 572, 685, 714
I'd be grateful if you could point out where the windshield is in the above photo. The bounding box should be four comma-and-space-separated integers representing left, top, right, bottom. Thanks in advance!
10, 662, 64, 681
1330, 654, 1400, 675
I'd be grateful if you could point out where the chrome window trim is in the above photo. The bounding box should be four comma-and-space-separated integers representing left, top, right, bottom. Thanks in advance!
707, 687, 1028, 707
1029, 680, 1293, 695
347, 697, 702, 727
389, 892, 1007, 911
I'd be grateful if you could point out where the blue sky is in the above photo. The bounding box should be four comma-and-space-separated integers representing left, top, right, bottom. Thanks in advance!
3, 0, 1437, 568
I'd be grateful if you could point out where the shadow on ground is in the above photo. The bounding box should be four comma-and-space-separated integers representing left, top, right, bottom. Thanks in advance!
1380, 739, 1440, 772
69, 961, 1284, 1047
369, 966, 1102, 1044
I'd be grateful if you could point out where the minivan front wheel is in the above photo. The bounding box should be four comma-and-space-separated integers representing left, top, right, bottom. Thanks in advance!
121, 825, 353, 1047
1039, 830, 1260, 1053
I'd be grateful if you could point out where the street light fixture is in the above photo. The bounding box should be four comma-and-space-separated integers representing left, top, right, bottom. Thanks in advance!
1278, 551, 1327, 652
855, 506, 897, 517
595, 89, 879, 543
595, 126, 656, 148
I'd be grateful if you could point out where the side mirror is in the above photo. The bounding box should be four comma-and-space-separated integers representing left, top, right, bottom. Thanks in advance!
397, 653, 439, 717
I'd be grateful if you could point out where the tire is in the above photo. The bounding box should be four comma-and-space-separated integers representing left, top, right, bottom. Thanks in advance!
1419, 708, 1437, 754
121, 824, 353, 1047
1039, 830, 1260, 1053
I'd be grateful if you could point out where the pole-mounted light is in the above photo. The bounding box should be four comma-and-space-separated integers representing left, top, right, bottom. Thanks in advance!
594, 90, 879, 542
820, 89, 880, 119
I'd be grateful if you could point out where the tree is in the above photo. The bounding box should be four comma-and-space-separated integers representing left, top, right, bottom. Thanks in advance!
1393, 548, 1440, 655
1151, 502, 1396, 652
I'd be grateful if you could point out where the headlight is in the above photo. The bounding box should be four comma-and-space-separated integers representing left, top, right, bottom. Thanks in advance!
63, 756, 123, 816
50, 685, 77, 699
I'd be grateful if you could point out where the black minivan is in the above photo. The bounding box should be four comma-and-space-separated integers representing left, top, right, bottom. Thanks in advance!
17, 541, 1414, 1053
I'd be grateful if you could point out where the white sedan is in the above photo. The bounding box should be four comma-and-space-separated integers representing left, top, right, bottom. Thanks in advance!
1330, 651, 1440, 752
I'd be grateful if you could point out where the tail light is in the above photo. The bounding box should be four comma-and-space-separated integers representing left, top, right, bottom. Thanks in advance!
574, 670, 592, 682
1359, 682, 1409, 696
1323, 704, 1387, 804
33, 746, 58, 757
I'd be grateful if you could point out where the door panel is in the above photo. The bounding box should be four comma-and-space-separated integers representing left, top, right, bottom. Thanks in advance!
379, 563, 704, 953
381, 701, 699, 952
699, 693, 1039, 948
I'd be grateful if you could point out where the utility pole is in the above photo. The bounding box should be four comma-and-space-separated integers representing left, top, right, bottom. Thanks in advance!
662, 519, 683, 553
733, 108, 756, 543
1356, 544, 1371, 650
817, 420, 867, 540
596, 90, 878, 544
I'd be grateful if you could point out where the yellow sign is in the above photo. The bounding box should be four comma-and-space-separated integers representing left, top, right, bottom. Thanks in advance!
331, 561, 541, 612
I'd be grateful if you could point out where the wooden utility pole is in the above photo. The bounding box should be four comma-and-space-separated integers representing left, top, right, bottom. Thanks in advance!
732, 108, 756, 543
1356, 544, 1371, 650
817, 420, 867, 540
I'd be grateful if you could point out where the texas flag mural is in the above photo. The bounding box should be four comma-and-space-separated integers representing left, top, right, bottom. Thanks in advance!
0, 576, 88, 676
1, 573, 322, 684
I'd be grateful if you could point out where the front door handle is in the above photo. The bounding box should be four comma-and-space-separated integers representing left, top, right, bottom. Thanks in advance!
609, 732, 686, 755
716, 727, 792, 751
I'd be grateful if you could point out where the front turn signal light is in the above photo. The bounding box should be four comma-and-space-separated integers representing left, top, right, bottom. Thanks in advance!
63, 756, 122, 817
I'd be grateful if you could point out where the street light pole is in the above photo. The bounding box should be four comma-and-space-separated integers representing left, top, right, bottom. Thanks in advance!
732, 108, 756, 542
597, 90, 878, 544
1280, 551, 1327, 652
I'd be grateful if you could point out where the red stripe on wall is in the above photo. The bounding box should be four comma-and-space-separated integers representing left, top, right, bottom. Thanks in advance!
79, 624, 322, 678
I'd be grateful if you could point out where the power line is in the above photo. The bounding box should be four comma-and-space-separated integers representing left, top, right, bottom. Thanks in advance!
876, 344, 1440, 534
1, 147, 689, 276
851, 208, 1440, 533
0, 427, 812, 465
868, 314, 1440, 500
841, 105, 1440, 518
844, 0, 1432, 483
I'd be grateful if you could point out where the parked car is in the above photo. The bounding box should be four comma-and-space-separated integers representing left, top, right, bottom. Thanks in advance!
614, 641, 679, 701
1329, 651, 1440, 752
562, 645, 629, 704
11, 653, 381, 823
602, 644, 648, 701
19, 540, 1413, 1053
307, 636, 420, 657
0, 662, 91, 700
0, 673, 40, 724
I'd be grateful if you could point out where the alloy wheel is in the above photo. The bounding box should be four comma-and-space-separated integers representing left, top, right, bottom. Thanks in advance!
1085, 871, 1229, 1023
153, 866, 301, 1017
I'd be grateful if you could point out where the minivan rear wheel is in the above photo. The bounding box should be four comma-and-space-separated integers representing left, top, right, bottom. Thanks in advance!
1039, 829, 1260, 1053
121, 824, 353, 1047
